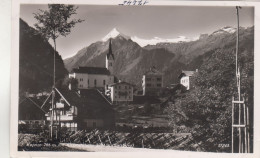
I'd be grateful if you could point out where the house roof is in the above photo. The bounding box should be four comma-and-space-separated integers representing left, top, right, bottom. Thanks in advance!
56, 88, 114, 119
109, 81, 133, 87
71, 66, 110, 75
144, 67, 162, 76
178, 70, 196, 79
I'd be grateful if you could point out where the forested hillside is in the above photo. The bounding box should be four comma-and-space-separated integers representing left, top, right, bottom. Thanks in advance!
19, 19, 68, 94
165, 27, 254, 152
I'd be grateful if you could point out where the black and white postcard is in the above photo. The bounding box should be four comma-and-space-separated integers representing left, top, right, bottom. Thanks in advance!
10, 0, 260, 158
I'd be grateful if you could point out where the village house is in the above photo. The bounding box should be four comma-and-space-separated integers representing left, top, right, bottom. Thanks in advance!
19, 95, 48, 125
69, 39, 115, 90
178, 69, 198, 90
44, 88, 115, 131
142, 67, 163, 96
106, 81, 133, 103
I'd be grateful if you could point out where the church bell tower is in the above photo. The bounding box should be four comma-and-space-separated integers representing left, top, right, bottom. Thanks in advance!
106, 38, 115, 74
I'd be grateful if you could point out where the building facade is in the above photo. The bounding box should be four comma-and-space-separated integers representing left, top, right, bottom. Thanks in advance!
106, 81, 133, 103
178, 69, 198, 90
142, 67, 163, 96
69, 67, 114, 89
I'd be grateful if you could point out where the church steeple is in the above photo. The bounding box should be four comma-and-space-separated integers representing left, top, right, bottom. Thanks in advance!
106, 38, 115, 74
107, 38, 114, 60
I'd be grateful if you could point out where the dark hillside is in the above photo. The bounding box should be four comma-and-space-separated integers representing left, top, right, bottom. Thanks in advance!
19, 19, 68, 94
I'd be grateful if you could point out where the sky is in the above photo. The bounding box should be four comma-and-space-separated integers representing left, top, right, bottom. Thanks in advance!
20, 4, 254, 59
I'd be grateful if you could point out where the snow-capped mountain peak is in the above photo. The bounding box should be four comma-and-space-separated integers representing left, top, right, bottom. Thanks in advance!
102, 28, 129, 41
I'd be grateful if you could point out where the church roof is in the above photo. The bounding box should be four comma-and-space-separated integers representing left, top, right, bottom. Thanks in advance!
72, 67, 110, 75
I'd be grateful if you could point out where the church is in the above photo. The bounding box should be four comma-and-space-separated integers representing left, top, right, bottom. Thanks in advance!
69, 39, 115, 90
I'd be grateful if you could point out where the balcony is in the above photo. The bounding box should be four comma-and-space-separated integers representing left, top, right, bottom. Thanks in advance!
46, 114, 76, 121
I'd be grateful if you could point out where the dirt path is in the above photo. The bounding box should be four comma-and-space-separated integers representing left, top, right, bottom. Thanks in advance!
60, 143, 173, 152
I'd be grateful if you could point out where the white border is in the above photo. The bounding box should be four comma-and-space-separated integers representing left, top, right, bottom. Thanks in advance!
11, 0, 260, 158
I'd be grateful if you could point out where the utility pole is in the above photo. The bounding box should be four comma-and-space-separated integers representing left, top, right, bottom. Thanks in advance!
231, 6, 250, 153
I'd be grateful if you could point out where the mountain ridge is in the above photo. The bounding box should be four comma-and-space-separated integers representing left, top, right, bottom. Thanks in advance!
64, 26, 254, 88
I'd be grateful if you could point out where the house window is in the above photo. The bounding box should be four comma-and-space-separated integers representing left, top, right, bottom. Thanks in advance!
146, 78, 151, 81
115, 91, 117, 93
146, 83, 151, 87
94, 79, 97, 87
157, 84, 161, 87
110, 63, 112, 66
125, 86, 127, 89
115, 86, 117, 89
157, 78, 161, 81
93, 122, 96, 128
103, 80, 106, 85
119, 86, 121, 89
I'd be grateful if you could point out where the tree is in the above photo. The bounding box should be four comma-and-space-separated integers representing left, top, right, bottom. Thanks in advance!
34, 4, 83, 139
34, 4, 83, 86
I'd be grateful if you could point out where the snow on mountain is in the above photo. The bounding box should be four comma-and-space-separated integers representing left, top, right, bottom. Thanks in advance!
102, 26, 236, 47
131, 36, 196, 47
211, 26, 236, 35
222, 26, 236, 33
102, 28, 130, 41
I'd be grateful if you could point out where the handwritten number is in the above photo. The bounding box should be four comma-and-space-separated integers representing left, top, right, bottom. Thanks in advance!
118, 0, 148, 5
